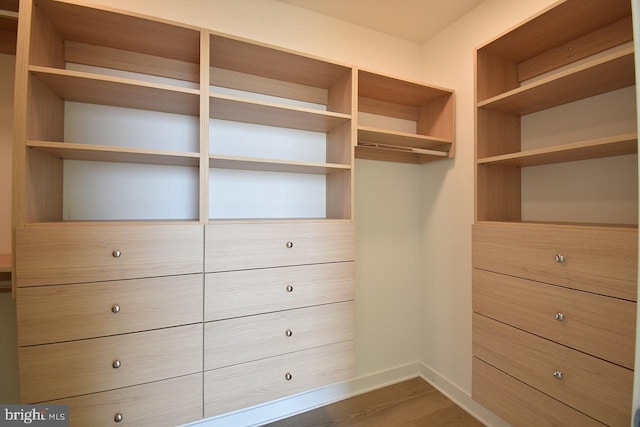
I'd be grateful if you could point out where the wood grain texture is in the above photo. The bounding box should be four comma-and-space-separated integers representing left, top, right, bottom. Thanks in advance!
47, 374, 203, 427
472, 222, 638, 301
204, 341, 354, 417
205, 220, 355, 272
19, 323, 203, 403
267, 377, 483, 427
17, 274, 203, 346
205, 301, 354, 370
205, 261, 355, 321
473, 268, 636, 369
15, 224, 204, 286
472, 358, 605, 427
473, 313, 632, 426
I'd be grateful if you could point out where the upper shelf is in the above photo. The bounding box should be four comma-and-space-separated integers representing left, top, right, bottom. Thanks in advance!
209, 155, 351, 175
477, 133, 638, 167
30, 66, 200, 116
477, 47, 635, 115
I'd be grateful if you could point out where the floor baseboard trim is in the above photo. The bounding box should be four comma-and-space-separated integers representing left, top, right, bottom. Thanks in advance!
186, 362, 423, 427
417, 362, 508, 427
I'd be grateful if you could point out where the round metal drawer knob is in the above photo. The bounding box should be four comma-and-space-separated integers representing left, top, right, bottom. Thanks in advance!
112, 359, 121, 369
286, 285, 294, 293
285, 372, 293, 381
111, 304, 121, 314
286, 241, 294, 249
112, 250, 122, 258
554, 312, 564, 321
554, 254, 565, 263
553, 370, 563, 380
114, 413, 123, 423
285, 329, 293, 337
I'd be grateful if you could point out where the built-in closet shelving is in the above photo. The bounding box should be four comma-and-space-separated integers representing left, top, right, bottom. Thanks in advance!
472, 1, 638, 426
10, 0, 454, 425
0, 0, 18, 55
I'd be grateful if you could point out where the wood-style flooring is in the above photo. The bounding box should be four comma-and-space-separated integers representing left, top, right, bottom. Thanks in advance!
263, 377, 485, 427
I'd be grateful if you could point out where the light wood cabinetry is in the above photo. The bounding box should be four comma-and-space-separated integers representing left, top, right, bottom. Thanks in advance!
472, 1, 638, 425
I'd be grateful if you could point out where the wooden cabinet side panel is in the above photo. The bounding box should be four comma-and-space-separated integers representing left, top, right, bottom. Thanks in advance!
472, 357, 606, 427
47, 373, 203, 427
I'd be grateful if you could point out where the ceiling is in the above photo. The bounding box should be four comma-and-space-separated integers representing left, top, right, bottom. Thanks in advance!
277, 0, 484, 44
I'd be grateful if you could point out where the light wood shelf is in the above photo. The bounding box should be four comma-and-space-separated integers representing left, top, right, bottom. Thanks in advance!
477, 133, 638, 167
210, 93, 351, 132
358, 126, 452, 152
30, 66, 200, 116
27, 141, 201, 167
209, 155, 351, 175
477, 47, 635, 115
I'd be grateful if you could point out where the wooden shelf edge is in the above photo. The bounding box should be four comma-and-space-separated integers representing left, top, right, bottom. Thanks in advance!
210, 155, 351, 175
477, 133, 638, 167
358, 126, 452, 152
475, 220, 639, 230
210, 93, 350, 132
477, 47, 635, 114
27, 140, 200, 167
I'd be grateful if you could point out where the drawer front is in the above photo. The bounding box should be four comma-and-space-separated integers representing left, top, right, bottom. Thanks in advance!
205, 221, 355, 272
473, 313, 632, 426
205, 262, 354, 321
204, 301, 354, 370
472, 223, 637, 300
17, 274, 203, 346
16, 224, 204, 286
19, 324, 203, 403
204, 340, 354, 417
473, 269, 636, 369
48, 374, 203, 427
472, 358, 605, 427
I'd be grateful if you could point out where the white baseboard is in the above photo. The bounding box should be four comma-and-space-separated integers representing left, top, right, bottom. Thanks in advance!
185, 361, 508, 427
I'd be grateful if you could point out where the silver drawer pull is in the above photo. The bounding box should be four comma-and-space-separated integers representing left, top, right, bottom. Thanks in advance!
286, 285, 294, 293
111, 304, 121, 314
553, 370, 563, 379
285, 372, 292, 381
112, 359, 121, 369
554, 254, 564, 263
286, 241, 294, 249
554, 312, 564, 321
114, 413, 123, 423
285, 329, 293, 337
112, 250, 122, 258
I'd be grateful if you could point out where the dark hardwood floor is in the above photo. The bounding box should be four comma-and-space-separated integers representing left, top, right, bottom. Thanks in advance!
263, 377, 485, 427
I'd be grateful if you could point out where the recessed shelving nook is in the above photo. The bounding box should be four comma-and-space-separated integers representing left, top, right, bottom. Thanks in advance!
356, 70, 455, 164
472, 1, 638, 426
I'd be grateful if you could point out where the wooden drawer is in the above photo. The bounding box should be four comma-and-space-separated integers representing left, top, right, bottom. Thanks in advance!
205, 262, 354, 320
473, 313, 632, 426
204, 340, 354, 417
17, 274, 203, 346
19, 324, 203, 403
48, 374, 203, 427
205, 220, 355, 272
472, 358, 605, 427
473, 269, 636, 369
205, 301, 354, 370
15, 224, 203, 286
472, 223, 637, 300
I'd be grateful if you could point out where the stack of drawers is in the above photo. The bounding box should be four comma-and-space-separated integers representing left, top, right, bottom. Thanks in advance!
15, 225, 204, 426
472, 222, 637, 426
202, 220, 356, 416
